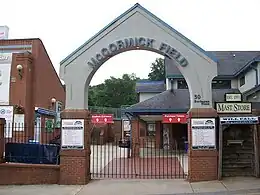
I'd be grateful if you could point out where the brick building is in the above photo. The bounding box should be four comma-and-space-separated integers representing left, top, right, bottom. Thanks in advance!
0, 38, 65, 143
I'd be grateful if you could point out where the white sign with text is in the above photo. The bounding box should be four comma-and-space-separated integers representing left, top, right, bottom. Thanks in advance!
0, 106, 13, 138
0, 53, 12, 105
61, 119, 84, 149
191, 118, 216, 149
0, 26, 9, 40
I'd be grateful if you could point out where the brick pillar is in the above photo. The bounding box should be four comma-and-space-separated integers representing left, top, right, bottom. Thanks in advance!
187, 108, 218, 182
0, 118, 5, 163
155, 121, 161, 149
131, 119, 140, 157
59, 109, 91, 185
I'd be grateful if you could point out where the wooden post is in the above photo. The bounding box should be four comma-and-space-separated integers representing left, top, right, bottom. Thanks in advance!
218, 122, 223, 180
253, 124, 259, 177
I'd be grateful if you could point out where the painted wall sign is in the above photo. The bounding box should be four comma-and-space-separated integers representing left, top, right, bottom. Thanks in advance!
0, 105, 13, 138
0, 53, 12, 105
216, 102, 252, 113
225, 93, 242, 102
191, 118, 216, 150
91, 114, 114, 124
0, 26, 9, 40
162, 114, 187, 123
87, 37, 188, 68
220, 117, 259, 125
61, 119, 84, 149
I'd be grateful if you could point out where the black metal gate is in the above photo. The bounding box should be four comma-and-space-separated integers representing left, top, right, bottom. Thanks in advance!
90, 138, 187, 179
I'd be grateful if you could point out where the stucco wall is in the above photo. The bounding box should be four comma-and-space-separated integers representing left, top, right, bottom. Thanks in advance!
239, 68, 257, 93
247, 91, 260, 102
231, 79, 238, 89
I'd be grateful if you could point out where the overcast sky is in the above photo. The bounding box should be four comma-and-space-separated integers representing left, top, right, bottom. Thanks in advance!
1, 0, 260, 85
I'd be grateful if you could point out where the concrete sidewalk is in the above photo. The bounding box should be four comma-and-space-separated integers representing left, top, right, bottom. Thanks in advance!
0, 177, 259, 195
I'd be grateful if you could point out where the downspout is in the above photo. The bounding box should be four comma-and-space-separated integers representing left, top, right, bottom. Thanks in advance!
170, 78, 174, 92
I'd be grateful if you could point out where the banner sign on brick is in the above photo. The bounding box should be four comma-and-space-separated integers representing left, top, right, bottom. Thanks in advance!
91, 114, 114, 124
162, 114, 187, 123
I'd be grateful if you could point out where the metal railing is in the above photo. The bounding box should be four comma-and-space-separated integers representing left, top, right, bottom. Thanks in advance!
90, 137, 187, 179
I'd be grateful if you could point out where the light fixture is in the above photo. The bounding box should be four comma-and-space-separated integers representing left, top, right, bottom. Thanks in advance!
16, 64, 23, 79
51, 97, 57, 104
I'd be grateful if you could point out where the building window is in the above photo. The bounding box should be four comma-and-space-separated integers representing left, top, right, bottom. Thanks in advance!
177, 79, 188, 89
212, 80, 231, 89
177, 79, 232, 89
147, 123, 156, 137
240, 76, 245, 87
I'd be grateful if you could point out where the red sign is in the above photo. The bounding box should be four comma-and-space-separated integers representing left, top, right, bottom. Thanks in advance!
162, 114, 187, 124
91, 114, 114, 124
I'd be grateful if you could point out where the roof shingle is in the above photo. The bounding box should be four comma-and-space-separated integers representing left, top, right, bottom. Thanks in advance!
166, 51, 260, 77
127, 88, 241, 112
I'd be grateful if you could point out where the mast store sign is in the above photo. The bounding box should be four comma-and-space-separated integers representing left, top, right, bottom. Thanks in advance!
216, 102, 252, 113
87, 37, 189, 68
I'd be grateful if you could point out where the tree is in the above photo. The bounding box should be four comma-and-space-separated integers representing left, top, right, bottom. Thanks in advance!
148, 58, 165, 81
88, 73, 139, 108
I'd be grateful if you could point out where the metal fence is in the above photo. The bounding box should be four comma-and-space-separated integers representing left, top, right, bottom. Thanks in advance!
3, 123, 60, 165
90, 137, 187, 179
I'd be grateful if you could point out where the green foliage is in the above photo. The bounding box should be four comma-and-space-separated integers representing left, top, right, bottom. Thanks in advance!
88, 57, 165, 108
148, 58, 165, 81
88, 73, 139, 108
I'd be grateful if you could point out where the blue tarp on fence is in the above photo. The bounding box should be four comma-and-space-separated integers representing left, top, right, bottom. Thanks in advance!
5, 143, 60, 165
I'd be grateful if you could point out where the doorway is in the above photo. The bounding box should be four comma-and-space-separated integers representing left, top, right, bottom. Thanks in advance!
222, 124, 255, 177
161, 123, 188, 151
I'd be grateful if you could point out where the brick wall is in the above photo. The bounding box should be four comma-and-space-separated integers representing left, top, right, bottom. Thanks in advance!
59, 151, 89, 185
108, 120, 122, 141
187, 108, 218, 182
2, 39, 65, 141
32, 40, 65, 109
0, 163, 59, 185
188, 150, 218, 181
91, 120, 123, 143
9, 52, 35, 137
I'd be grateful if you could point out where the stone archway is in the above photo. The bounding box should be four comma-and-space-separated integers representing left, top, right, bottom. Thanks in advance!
59, 3, 219, 185
60, 3, 217, 110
